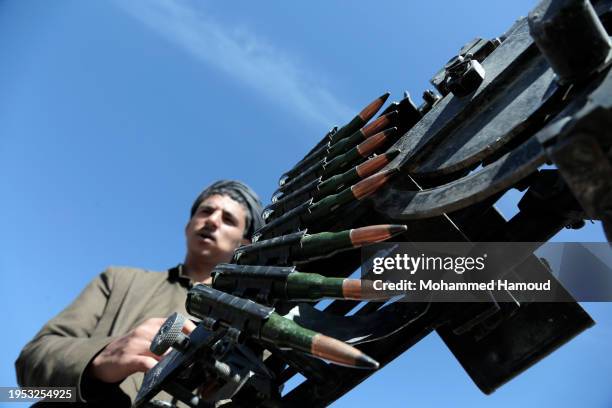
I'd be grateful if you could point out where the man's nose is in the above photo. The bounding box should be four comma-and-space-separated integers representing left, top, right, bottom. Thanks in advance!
204, 210, 222, 228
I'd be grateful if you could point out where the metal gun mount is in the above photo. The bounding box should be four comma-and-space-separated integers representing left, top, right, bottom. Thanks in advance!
135, 310, 278, 408
137, 0, 612, 406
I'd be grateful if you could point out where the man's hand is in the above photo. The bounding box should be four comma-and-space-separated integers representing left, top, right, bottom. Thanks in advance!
88, 317, 196, 383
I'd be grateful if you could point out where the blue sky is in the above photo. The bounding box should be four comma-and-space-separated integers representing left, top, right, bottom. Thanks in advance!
1, 1, 611, 407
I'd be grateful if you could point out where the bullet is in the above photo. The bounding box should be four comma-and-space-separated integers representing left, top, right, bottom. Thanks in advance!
357, 92, 391, 124
279, 107, 394, 186
312, 333, 379, 369
279, 103, 395, 186
186, 284, 378, 369
286, 272, 391, 301
360, 109, 399, 138
349, 224, 408, 246
234, 225, 406, 265
262, 208, 275, 222
379, 101, 400, 117
306, 92, 389, 154
304, 126, 338, 159
211, 263, 392, 302
273, 157, 327, 197
276, 127, 399, 197
279, 142, 330, 186
316, 149, 401, 197
271, 190, 285, 203
278, 174, 289, 188
258, 168, 398, 241
267, 149, 398, 220
327, 91, 391, 145
299, 224, 408, 260
211, 263, 296, 302
357, 128, 397, 157
317, 128, 399, 181
355, 149, 400, 177
233, 230, 307, 266
324, 111, 399, 162
350, 168, 398, 199
379, 93, 422, 134
253, 199, 312, 241
266, 150, 399, 221
264, 177, 322, 222
305, 168, 398, 221
341, 278, 392, 301
262, 313, 379, 369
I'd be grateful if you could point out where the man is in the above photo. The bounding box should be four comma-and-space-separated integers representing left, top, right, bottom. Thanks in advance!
15, 180, 264, 406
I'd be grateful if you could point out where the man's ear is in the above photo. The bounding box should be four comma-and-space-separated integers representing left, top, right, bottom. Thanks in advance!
185, 219, 191, 237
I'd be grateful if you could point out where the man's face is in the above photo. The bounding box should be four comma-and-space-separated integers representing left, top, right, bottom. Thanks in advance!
185, 194, 249, 266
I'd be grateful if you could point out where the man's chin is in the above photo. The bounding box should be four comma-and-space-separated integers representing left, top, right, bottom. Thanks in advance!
193, 249, 232, 265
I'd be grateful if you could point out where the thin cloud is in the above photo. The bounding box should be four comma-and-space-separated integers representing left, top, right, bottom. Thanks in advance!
115, 0, 353, 126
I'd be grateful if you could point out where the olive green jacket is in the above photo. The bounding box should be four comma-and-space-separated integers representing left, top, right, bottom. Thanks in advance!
15, 266, 194, 406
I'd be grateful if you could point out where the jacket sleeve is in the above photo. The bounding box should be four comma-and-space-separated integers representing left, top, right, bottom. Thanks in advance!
14, 269, 122, 402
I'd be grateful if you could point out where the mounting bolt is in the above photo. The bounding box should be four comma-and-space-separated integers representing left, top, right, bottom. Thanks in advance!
444, 54, 486, 97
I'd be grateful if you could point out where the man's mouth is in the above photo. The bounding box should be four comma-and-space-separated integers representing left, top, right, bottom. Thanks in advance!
197, 231, 216, 242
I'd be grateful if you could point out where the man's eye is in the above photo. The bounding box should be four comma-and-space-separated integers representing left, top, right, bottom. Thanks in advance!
224, 216, 237, 226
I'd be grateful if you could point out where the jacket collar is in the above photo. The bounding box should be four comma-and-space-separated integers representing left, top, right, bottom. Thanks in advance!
168, 264, 194, 289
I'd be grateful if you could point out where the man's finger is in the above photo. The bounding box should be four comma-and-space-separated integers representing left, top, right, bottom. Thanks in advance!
182, 319, 197, 334
130, 355, 159, 373
143, 317, 168, 329
136, 325, 162, 341
158, 320, 196, 359
134, 317, 173, 342
145, 348, 165, 361
129, 336, 164, 361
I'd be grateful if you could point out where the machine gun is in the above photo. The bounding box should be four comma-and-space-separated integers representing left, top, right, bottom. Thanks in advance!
137, 0, 612, 405
133, 284, 381, 408
134, 226, 405, 407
